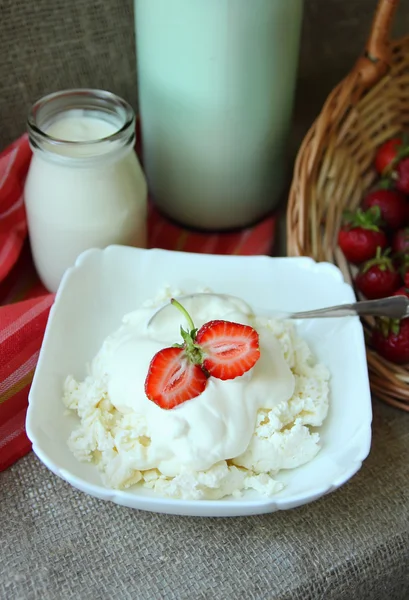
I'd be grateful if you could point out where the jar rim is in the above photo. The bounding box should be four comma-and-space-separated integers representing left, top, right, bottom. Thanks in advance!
27, 88, 135, 148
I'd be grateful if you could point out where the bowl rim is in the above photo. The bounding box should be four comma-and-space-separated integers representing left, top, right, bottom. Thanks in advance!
26, 246, 373, 517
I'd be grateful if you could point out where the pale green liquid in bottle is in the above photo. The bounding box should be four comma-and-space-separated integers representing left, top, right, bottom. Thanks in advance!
135, 0, 303, 230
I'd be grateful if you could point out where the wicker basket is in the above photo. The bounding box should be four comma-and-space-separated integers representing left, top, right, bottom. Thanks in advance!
286, 0, 409, 411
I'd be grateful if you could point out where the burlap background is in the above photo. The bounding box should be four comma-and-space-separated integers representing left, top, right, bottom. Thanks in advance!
1, 0, 409, 598
1, 0, 409, 153
1, 400, 409, 599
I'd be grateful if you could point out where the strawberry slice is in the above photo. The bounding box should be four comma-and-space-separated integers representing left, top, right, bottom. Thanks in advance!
196, 320, 260, 380
144, 299, 261, 408
145, 346, 207, 409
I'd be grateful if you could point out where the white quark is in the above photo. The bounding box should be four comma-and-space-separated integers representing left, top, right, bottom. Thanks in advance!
63, 291, 330, 500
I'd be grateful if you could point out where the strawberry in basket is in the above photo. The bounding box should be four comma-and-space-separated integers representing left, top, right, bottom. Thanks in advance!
372, 318, 409, 365
374, 137, 405, 175
392, 228, 409, 254
337, 206, 387, 265
375, 135, 409, 194
395, 158, 409, 195
392, 251, 409, 291
355, 249, 401, 299
362, 188, 408, 230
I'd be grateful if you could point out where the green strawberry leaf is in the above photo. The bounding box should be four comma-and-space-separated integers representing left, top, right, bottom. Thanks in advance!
342, 206, 384, 231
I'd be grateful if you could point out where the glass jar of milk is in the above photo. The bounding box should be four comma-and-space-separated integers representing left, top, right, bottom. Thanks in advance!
135, 0, 303, 230
24, 89, 147, 292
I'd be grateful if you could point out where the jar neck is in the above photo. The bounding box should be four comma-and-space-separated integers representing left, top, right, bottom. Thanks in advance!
27, 89, 136, 167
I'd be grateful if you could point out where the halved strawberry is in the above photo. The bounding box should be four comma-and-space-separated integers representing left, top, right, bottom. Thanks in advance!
195, 320, 260, 380
145, 299, 261, 408
145, 346, 207, 409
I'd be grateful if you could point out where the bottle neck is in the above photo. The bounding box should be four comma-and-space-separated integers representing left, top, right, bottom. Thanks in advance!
27, 89, 136, 167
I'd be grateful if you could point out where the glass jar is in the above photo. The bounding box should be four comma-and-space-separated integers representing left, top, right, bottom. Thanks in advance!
135, 0, 303, 230
24, 89, 147, 293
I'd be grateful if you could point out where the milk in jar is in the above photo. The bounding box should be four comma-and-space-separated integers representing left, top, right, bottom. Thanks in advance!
24, 89, 147, 292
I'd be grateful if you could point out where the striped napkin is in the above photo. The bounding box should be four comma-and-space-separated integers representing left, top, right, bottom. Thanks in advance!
0, 134, 276, 472
0, 293, 53, 470
0, 135, 31, 282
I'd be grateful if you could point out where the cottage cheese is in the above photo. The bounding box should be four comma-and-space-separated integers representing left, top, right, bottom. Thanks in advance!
63, 291, 330, 500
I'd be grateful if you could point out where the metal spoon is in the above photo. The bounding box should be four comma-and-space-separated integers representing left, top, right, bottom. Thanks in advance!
147, 293, 409, 327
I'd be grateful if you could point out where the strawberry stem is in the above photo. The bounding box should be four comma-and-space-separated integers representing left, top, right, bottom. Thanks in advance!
171, 298, 195, 331
170, 298, 204, 366
378, 177, 393, 190
362, 246, 394, 273
376, 316, 401, 337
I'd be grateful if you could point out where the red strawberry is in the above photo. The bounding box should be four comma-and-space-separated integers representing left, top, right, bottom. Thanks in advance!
362, 188, 408, 230
372, 318, 409, 364
338, 207, 387, 265
144, 299, 261, 408
145, 347, 207, 409
396, 157, 409, 194
195, 320, 260, 380
355, 249, 401, 299
394, 252, 409, 288
394, 286, 409, 298
374, 137, 403, 175
392, 228, 409, 254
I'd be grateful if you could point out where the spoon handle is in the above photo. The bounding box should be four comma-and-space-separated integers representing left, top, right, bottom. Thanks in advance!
147, 293, 409, 327
289, 296, 409, 320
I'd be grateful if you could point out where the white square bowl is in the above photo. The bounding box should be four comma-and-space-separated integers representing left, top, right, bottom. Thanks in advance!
26, 246, 372, 517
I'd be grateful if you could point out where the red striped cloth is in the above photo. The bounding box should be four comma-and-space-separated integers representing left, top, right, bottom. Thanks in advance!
0, 134, 276, 472
0, 295, 53, 470
0, 135, 31, 282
